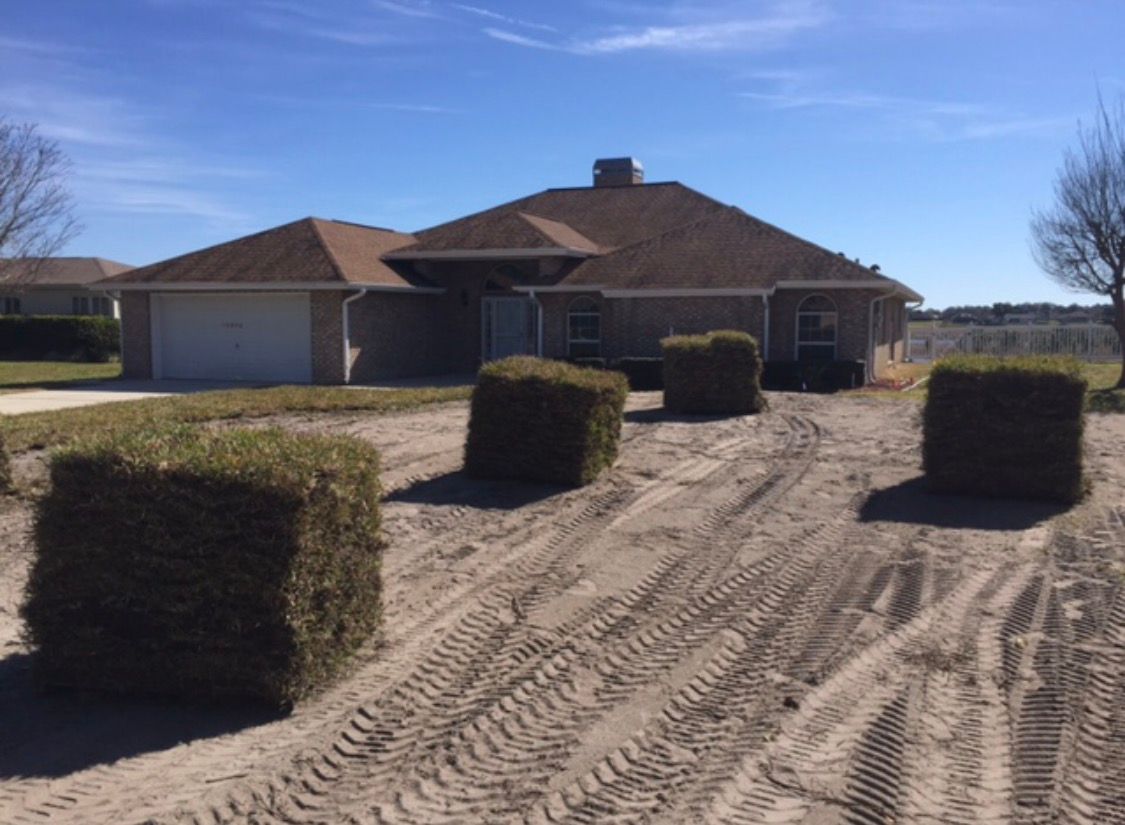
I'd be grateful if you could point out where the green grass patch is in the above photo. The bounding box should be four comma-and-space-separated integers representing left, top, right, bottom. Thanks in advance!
23, 426, 385, 706
0, 360, 122, 391
0, 385, 471, 453
923, 355, 1086, 503
465, 357, 628, 486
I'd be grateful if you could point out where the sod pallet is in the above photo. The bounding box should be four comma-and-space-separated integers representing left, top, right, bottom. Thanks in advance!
662, 330, 766, 415
923, 355, 1086, 503
23, 426, 385, 706
465, 356, 628, 486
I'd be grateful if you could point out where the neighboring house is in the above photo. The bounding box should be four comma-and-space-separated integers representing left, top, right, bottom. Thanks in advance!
99, 158, 923, 384
1003, 313, 1039, 325
0, 258, 131, 318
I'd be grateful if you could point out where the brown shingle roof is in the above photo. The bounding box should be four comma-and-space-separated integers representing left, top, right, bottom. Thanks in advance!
560, 206, 907, 291
100, 218, 420, 287
399, 182, 725, 253
1, 257, 133, 286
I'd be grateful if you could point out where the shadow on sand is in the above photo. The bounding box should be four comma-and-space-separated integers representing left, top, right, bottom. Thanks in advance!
623, 408, 740, 425
386, 470, 567, 510
0, 652, 284, 779
859, 476, 1071, 531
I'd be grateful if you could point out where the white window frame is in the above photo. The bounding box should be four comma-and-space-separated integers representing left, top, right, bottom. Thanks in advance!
567, 296, 601, 358
794, 294, 838, 361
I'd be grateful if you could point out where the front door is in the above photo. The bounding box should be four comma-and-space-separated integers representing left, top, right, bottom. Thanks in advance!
482, 296, 536, 361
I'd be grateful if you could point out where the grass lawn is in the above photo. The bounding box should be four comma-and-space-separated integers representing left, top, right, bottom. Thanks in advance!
0, 361, 122, 391
0, 384, 472, 453
849, 360, 1125, 412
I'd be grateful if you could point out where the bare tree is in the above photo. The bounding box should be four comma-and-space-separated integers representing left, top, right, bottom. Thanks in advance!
0, 117, 81, 284
1032, 95, 1125, 388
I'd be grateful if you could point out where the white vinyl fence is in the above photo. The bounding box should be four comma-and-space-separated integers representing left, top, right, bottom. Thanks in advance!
910, 324, 1121, 363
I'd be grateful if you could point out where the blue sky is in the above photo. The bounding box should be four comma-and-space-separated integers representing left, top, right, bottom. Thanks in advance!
3, 0, 1122, 308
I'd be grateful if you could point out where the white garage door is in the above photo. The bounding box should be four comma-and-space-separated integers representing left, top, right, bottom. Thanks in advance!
155, 293, 313, 382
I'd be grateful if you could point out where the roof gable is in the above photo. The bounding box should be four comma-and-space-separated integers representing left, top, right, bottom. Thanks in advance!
100, 218, 419, 287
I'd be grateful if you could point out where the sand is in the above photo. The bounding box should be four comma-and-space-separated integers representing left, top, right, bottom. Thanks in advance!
1, 391, 1123, 824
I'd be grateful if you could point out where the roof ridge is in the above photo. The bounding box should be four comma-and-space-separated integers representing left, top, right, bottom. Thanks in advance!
307, 218, 350, 283
583, 203, 733, 261
323, 217, 410, 235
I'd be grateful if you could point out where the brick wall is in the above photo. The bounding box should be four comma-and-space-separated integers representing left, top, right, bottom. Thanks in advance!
538, 293, 766, 359
767, 288, 908, 378
310, 291, 346, 384
120, 291, 152, 379
348, 291, 450, 381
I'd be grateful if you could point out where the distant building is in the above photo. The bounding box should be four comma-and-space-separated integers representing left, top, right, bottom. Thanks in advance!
0, 258, 132, 318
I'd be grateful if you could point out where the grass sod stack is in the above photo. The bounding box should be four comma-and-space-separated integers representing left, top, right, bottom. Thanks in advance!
465, 356, 628, 486
662, 330, 766, 415
923, 355, 1087, 503
23, 426, 384, 706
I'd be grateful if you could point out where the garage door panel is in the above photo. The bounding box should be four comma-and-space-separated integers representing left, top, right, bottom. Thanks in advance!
156, 293, 312, 382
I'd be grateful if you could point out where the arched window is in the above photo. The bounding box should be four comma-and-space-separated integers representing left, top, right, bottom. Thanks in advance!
567, 297, 601, 358
796, 294, 837, 361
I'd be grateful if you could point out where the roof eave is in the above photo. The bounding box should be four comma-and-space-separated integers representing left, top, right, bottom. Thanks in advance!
97, 281, 445, 294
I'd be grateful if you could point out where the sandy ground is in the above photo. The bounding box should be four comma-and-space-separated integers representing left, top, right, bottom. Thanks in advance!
1, 392, 1124, 825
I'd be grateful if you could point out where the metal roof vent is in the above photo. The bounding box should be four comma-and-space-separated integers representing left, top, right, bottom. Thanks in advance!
593, 157, 644, 187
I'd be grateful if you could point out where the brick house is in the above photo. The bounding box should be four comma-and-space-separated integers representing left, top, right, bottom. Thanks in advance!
100, 158, 922, 384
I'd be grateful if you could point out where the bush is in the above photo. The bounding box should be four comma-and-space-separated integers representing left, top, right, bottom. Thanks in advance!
465, 356, 628, 486
662, 330, 766, 415
762, 360, 866, 393
0, 316, 120, 361
22, 426, 384, 706
923, 355, 1086, 503
613, 357, 664, 391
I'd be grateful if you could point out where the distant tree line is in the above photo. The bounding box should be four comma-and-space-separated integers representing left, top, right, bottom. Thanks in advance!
909, 302, 1115, 325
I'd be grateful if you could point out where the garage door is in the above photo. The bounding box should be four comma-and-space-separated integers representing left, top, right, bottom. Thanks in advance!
155, 293, 313, 382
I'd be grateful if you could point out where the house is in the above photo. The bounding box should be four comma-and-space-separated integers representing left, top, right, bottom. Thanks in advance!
1, 258, 131, 318
99, 158, 923, 385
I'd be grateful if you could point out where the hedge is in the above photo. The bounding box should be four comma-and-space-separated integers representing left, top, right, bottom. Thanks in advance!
22, 426, 385, 706
0, 316, 120, 361
465, 356, 628, 486
923, 355, 1086, 503
762, 360, 866, 393
661, 330, 766, 415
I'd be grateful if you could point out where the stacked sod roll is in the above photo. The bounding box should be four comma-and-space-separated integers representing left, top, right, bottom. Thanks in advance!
923, 355, 1086, 503
23, 426, 385, 706
662, 330, 766, 415
465, 356, 628, 487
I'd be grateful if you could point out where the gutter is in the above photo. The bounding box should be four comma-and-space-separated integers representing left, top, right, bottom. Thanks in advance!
342, 289, 367, 384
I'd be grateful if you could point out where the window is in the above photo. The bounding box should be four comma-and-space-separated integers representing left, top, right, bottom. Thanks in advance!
1, 297, 20, 315
567, 296, 601, 358
72, 296, 90, 315
796, 294, 837, 361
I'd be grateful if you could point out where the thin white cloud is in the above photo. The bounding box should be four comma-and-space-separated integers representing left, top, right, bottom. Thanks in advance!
452, 3, 556, 32
739, 81, 1072, 142
483, 27, 561, 51
484, 1, 830, 55
371, 0, 443, 19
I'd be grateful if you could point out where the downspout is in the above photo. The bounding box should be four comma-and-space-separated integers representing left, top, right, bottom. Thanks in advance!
107, 289, 123, 369
342, 288, 367, 384
866, 288, 897, 384
904, 299, 923, 361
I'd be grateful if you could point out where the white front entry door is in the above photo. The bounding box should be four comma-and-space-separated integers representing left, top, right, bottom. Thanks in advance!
482, 296, 537, 361
154, 292, 313, 382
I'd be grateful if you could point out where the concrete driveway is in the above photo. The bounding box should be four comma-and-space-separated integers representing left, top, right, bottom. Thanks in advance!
0, 380, 260, 415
